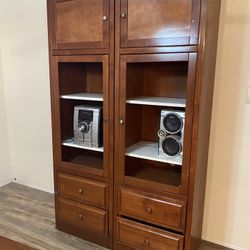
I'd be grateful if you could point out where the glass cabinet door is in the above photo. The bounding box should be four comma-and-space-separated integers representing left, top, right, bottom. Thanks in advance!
120, 0, 200, 48
117, 53, 197, 195
52, 55, 110, 177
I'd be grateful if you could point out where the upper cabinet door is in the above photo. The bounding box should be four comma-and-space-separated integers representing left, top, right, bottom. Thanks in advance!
120, 0, 200, 48
49, 0, 109, 50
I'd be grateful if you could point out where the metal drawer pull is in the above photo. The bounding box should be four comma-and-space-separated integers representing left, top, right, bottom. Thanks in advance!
146, 207, 152, 214
121, 13, 127, 19
78, 188, 84, 194
103, 16, 108, 21
144, 239, 150, 246
78, 214, 83, 220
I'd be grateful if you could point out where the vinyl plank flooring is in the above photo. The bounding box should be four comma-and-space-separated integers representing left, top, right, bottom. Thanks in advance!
0, 183, 106, 250
0, 183, 232, 250
0, 236, 35, 250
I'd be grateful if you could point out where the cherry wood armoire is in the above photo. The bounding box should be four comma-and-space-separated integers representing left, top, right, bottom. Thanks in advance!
47, 1, 221, 249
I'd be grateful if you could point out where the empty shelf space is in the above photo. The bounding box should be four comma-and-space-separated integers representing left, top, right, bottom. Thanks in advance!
129, 165, 181, 187
126, 96, 186, 108
62, 138, 104, 152
126, 141, 182, 166
60, 93, 103, 101
69, 155, 103, 170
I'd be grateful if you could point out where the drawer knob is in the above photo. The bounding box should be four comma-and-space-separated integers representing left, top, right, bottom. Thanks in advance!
78, 188, 84, 194
121, 13, 127, 19
146, 207, 152, 214
144, 239, 150, 246
78, 214, 83, 220
103, 15, 108, 21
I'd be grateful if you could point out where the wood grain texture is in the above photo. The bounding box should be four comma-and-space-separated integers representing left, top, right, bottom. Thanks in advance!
47, 0, 110, 49
185, 1, 222, 249
120, 0, 200, 47
119, 187, 186, 232
0, 236, 35, 250
117, 218, 183, 250
0, 182, 107, 250
58, 173, 107, 209
0, 183, 231, 250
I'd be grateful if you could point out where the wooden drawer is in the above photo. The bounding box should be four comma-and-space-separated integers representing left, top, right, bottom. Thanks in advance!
119, 188, 186, 232
117, 218, 183, 250
58, 173, 107, 209
57, 197, 108, 236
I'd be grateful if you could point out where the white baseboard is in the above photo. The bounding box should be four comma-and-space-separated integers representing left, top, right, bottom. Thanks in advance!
203, 236, 248, 250
0, 179, 13, 187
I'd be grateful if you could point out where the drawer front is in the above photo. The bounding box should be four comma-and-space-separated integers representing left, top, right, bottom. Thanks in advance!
119, 188, 186, 232
58, 173, 107, 208
57, 197, 108, 235
117, 218, 183, 250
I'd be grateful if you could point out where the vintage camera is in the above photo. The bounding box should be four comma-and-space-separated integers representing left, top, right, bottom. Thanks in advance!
73, 105, 103, 148
158, 110, 185, 164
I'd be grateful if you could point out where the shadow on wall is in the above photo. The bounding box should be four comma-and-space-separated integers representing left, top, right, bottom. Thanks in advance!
203, 0, 250, 249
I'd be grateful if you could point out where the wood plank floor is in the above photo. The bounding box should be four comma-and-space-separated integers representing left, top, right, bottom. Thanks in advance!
0, 183, 106, 250
0, 236, 35, 250
0, 183, 231, 250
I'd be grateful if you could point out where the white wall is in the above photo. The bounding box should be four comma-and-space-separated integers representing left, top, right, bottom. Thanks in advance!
0, 0, 53, 193
202, 1, 250, 250
0, 50, 11, 185
0, 0, 249, 249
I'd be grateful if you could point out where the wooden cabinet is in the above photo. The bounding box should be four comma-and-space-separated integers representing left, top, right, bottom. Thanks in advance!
47, 0, 221, 249
119, 188, 186, 232
57, 197, 108, 235
48, 0, 110, 50
58, 173, 107, 208
117, 218, 184, 250
120, 0, 200, 48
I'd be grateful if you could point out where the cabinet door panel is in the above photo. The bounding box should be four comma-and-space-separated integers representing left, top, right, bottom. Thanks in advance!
120, 0, 200, 47
49, 0, 109, 49
116, 53, 197, 195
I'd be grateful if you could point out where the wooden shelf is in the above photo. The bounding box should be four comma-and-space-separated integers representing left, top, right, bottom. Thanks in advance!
126, 141, 182, 166
128, 165, 181, 187
62, 138, 104, 153
126, 96, 186, 107
60, 93, 103, 101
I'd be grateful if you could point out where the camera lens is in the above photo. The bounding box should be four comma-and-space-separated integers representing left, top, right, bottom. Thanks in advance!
162, 136, 182, 157
163, 113, 183, 134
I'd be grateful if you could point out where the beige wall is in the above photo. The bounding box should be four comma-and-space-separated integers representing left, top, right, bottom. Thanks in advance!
0, 0, 53, 192
0, 50, 11, 185
202, 1, 250, 250
0, 0, 249, 249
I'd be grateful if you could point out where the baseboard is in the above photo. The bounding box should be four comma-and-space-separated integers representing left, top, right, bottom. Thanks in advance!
0, 179, 13, 187
203, 236, 248, 250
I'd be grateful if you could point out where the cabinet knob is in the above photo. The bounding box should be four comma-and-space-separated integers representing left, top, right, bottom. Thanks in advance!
144, 239, 150, 246
146, 207, 152, 214
78, 214, 83, 220
121, 13, 127, 19
78, 188, 84, 194
103, 15, 108, 21
120, 120, 124, 125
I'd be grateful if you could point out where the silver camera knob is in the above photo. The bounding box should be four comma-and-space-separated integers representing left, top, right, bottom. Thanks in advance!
158, 129, 167, 138
78, 122, 90, 134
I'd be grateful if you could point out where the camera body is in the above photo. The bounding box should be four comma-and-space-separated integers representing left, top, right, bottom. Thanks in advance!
158, 110, 185, 164
73, 105, 103, 148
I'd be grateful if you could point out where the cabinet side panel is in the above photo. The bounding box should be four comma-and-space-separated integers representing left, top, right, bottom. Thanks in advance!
185, 0, 221, 249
